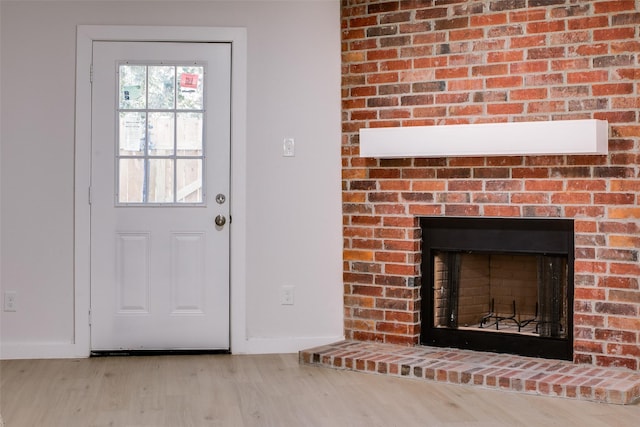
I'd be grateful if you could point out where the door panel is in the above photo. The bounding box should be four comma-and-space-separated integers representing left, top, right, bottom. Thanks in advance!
90, 41, 230, 351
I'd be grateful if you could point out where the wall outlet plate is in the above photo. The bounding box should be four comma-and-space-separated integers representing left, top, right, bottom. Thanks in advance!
281, 286, 294, 305
4, 291, 17, 312
283, 138, 295, 157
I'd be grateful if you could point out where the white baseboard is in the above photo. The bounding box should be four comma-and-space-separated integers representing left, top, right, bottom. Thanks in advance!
234, 335, 344, 355
1, 336, 344, 359
0, 342, 90, 360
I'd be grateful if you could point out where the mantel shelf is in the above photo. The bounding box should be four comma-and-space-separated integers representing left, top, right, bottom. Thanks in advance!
359, 119, 608, 158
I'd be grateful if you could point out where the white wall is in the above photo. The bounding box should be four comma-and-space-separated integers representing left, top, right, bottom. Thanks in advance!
0, 1, 343, 357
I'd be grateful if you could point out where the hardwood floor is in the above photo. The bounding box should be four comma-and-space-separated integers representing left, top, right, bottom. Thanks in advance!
1, 354, 638, 426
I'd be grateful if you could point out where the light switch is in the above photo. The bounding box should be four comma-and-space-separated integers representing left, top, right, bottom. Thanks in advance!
283, 138, 295, 157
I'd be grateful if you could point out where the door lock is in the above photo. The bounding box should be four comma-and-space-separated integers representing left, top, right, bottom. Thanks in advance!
214, 215, 226, 227
215, 193, 226, 204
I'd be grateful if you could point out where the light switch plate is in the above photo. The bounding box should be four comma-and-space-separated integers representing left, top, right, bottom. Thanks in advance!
283, 138, 295, 157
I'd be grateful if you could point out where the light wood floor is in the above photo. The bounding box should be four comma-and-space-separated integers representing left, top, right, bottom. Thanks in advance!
1, 354, 638, 426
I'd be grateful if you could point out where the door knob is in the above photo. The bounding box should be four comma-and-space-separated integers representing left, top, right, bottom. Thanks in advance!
214, 214, 226, 227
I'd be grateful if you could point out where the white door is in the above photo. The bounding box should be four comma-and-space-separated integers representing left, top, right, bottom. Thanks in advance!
90, 41, 231, 351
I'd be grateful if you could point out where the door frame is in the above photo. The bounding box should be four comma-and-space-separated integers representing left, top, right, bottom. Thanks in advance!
74, 26, 248, 357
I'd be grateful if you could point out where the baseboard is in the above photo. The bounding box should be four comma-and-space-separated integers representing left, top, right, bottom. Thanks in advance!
1, 336, 345, 359
235, 335, 345, 355
0, 342, 90, 360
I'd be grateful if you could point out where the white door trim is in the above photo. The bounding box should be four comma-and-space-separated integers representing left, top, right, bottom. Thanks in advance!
74, 25, 248, 357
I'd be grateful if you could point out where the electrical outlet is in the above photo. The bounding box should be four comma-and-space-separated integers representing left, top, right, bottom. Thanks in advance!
281, 286, 294, 305
4, 291, 17, 312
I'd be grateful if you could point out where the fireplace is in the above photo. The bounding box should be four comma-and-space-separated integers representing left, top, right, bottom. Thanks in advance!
421, 217, 574, 360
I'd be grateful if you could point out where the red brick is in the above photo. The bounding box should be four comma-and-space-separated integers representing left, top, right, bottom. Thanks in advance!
511, 88, 548, 100
344, 295, 375, 309
384, 334, 418, 346
414, 57, 448, 69
344, 249, 375, 262
527, 20, 566, 33
375, 251, 406, 263
596, 355, 637, 371
473, 193, 509, 203
511, 193, 549, 204
575, 288, 606, 300
609, 289, 640, 304
594, 1, 637, 13
449, 79, 484, 91
524, 180, 563, 191
435, 67, 469, 79
551, 58, 590, 71
348, 16, 378, 28
574, 260, 607, 274
608, 207, 640, 219
510, 9, 546, 22
486, 76, 523, 88
592, 83, 634, 96
594, 193, 635, 205
445, 205, 480, 216
384, 263, 416, 276
610, 262, 640, 277
608, 317, 640, 331
551, 192, 591, 204
567, 70, 609, 84
483, 205, 521, 217
552, 31, 590, 46
599, 276, 639, 290
471, 13, 508, 26
488, 50, 524, 63
575, 340, 605, 354
385, 310, 417, 323
593, 27, 636, 41
449, 28, 484, 41
434, 17, 469, 31
472, 64, 508, 76
367, 49, 398, 61
567, 16, 609, 30
485, 180, 523, 191
487, 103, 524, 115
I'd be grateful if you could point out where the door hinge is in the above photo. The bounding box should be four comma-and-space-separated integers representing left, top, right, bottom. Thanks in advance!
88, 187, 92, 205
90, 64, 93, 84
88, 310, 92, 326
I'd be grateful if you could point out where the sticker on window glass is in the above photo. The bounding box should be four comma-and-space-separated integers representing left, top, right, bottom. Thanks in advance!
123, 85, 143, 102
180, 73, 199, 91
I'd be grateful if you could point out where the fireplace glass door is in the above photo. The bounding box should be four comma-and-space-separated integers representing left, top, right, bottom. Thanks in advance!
433, 251, 568, 339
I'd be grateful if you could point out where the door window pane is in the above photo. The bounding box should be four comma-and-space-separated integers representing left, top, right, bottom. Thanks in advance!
119, 159, 145, 203
148, 66, 175, 109
177, 112, 203, 156
119, 112, 146, 155
119, 65, 146, 109
116, 62, 206, 205
177, 159, 203, 203
177, 66, 204, 110
148, 112, 175, 156
148, 159, 174, 203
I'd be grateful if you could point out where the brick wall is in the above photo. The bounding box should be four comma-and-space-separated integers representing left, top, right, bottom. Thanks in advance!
341, 0, 640, 369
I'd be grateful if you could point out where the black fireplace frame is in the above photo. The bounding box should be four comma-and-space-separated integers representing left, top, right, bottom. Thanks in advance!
420, 217, 574, 361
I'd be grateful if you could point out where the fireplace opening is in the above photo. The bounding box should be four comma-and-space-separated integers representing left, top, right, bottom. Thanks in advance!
421, 217, 574, 360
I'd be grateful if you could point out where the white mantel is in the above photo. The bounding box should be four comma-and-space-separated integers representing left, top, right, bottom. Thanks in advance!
359, 119, 608, 158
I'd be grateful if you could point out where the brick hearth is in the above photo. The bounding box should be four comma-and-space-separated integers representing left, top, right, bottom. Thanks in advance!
301, 341, 640, 405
